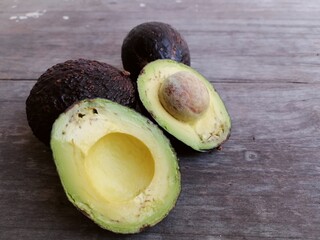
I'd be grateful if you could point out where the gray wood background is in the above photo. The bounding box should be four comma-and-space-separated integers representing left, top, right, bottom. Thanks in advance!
1, 0, 319, 239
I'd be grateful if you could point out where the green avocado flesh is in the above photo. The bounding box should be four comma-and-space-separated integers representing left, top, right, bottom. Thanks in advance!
50, 98, 180, 234
137, 59, 231, 151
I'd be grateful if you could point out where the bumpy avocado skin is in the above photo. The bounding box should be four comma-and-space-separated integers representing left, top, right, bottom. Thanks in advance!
26, 59, 136, 145
121, 22, 190, 80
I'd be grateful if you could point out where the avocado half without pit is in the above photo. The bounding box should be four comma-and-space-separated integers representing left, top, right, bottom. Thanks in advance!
51, 98, 180, 234
137, 59, 231, 151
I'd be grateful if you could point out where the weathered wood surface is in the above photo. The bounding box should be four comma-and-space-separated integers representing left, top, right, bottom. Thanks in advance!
1, 0, 320, 239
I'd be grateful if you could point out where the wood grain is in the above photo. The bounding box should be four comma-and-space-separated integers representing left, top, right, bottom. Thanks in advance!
1, 0, 320, 239
1, 0, 320, 82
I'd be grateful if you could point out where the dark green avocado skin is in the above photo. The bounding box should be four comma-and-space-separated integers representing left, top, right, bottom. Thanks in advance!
26, 59, 136, 145
121, 22, 190, 80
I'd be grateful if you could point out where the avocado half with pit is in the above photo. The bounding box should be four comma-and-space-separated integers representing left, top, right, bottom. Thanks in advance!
137, 59, 231, 151
51, 98, 180, 234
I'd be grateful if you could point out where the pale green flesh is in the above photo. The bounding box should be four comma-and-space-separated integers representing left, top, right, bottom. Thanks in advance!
137, 59, 231, 151
50, 99, 180, 234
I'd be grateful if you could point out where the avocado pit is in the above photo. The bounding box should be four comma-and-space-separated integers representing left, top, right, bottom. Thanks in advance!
159, 71, 210, 122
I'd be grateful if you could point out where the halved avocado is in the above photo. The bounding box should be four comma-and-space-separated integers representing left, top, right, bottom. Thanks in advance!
137, 59, 231, 151
51, 98, 180, 234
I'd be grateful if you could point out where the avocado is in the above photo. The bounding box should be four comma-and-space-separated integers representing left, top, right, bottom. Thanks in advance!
51, 98, 180, 234
137, 59, 231, 151
26, 59, 136, 145
121, 21, 190, 80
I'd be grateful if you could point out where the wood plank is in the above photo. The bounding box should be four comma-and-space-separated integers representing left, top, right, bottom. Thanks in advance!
1, 0, 320, 239
0, 0, 320, 82
0, 80, 319, 239
2, 80, 320, 145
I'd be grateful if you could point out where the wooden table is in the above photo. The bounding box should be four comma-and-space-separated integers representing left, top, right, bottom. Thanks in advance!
1, 0, 319, 239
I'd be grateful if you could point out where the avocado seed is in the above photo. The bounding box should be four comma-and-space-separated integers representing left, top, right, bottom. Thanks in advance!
159, 71, 209, 121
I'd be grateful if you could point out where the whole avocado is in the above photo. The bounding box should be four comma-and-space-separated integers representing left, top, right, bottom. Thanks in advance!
26, 59, 136, 145
121, 22, 190, 80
